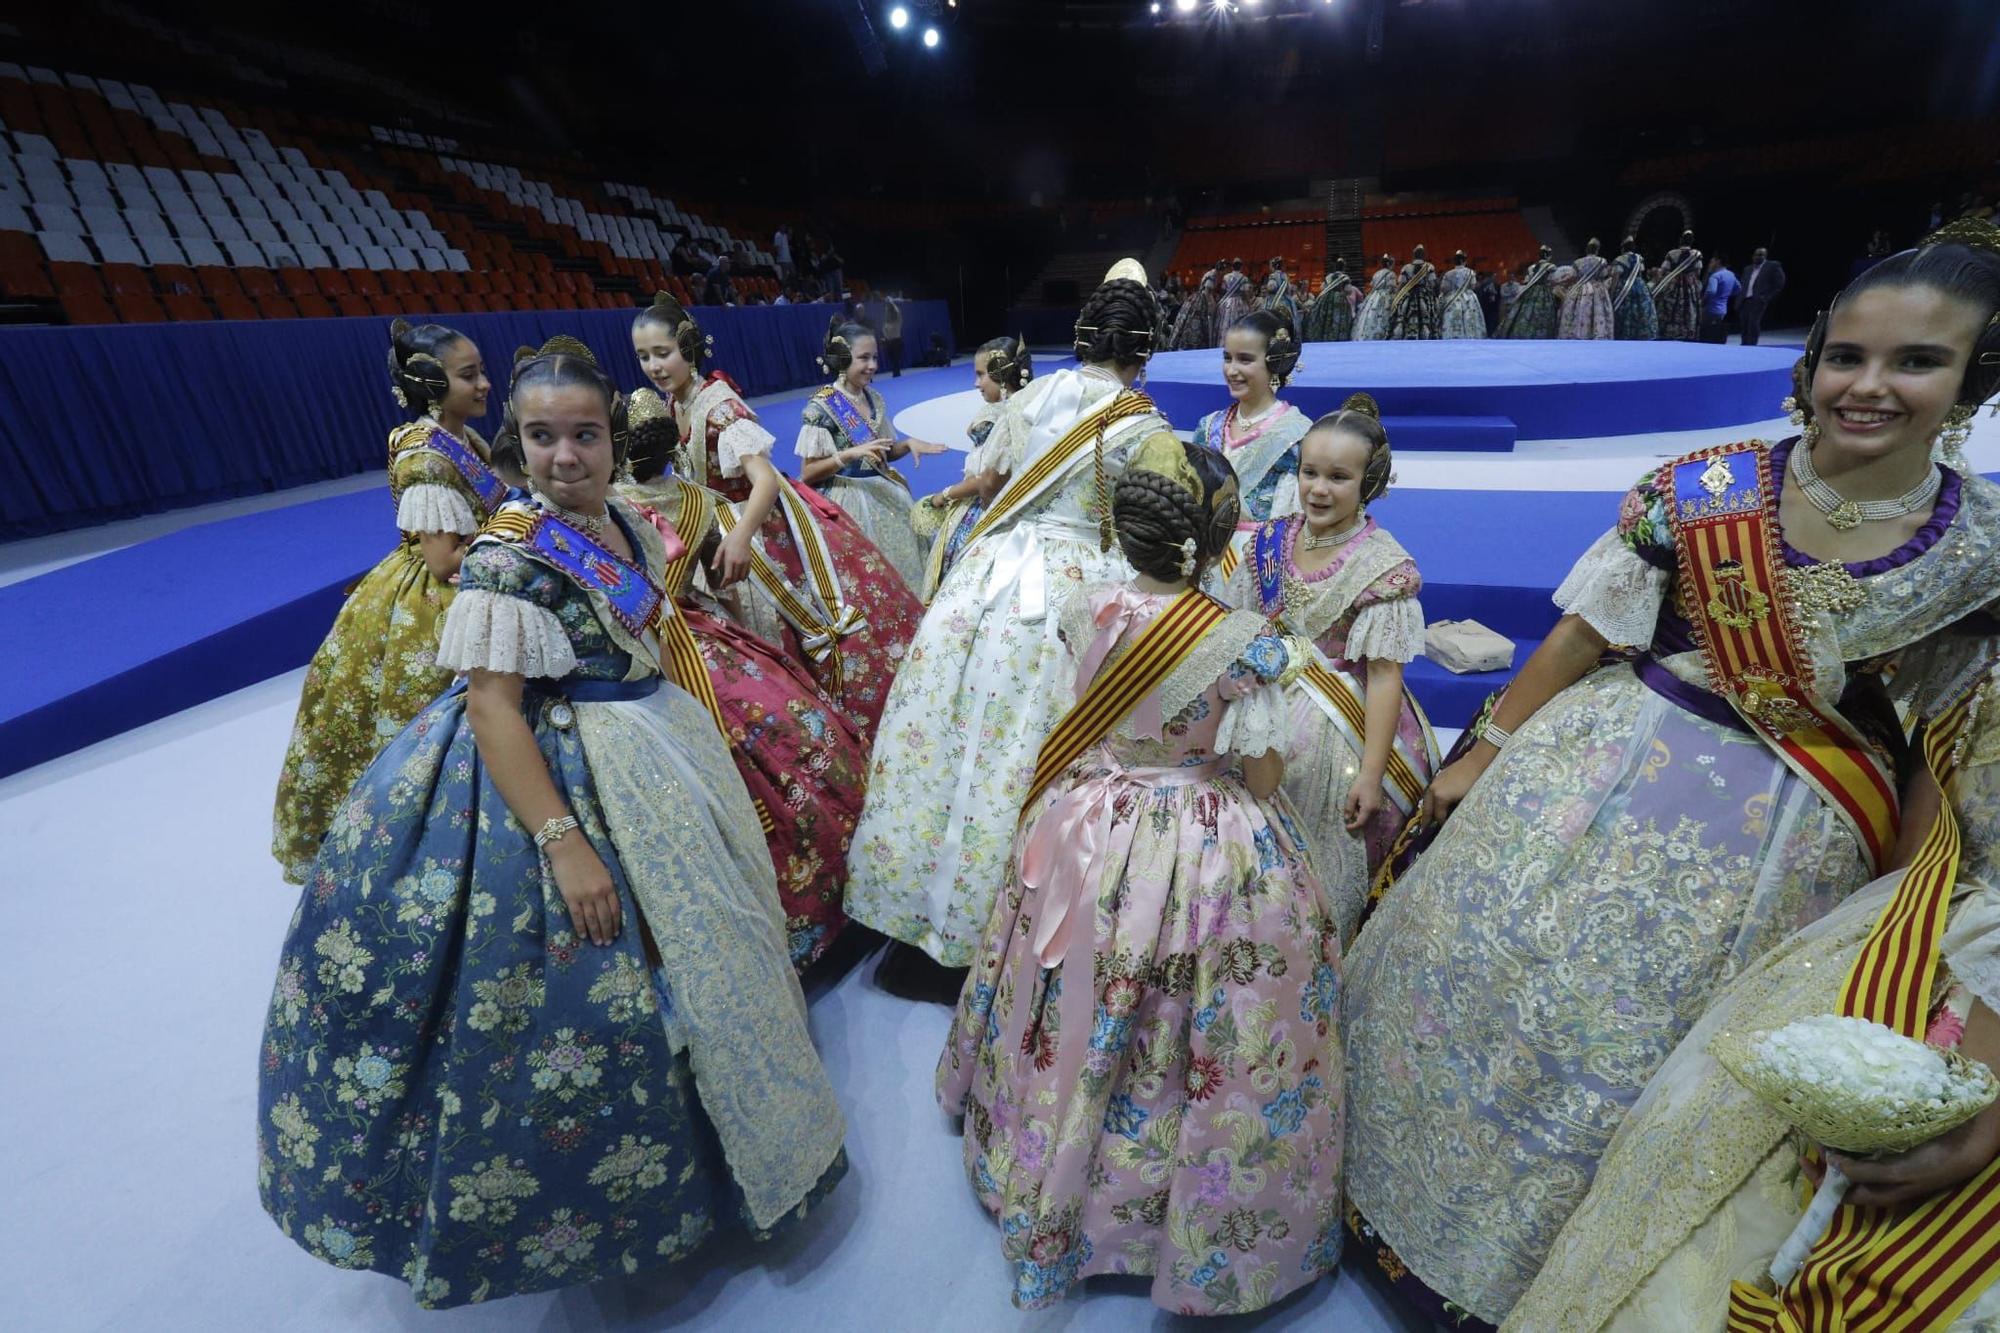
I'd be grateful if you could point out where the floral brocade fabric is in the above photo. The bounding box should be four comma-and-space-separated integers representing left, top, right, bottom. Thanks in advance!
257, 512, 843, 1308
936, 588, 1344, 1315
271, 437, 498, 883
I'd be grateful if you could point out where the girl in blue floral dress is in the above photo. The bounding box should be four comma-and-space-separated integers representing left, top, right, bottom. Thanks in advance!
257, 342, 845, 1308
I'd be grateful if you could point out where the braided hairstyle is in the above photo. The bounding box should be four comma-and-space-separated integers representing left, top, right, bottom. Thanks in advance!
505, 338, 631, 466
1803, 227, 2000, 410
820, 315, 876, 380
1306, 391, 1394, 505
975, 333, 1033, 393
1112, 436, 1240, 585
625, 387, 680, 483
632, 292, 711, 372
387, 318, 467, 417
1073, 277, 1159, 370
1226, 308, 1302, 390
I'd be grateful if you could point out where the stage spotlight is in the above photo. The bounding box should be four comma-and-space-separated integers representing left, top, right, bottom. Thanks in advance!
1150, 1, 1162, 11
888, 5, 909, 30
922, 25, 940, 47
1174, 0, 1197, 11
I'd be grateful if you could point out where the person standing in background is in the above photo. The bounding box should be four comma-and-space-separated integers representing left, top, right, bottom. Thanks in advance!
1700, 252, 1739, 343
773, 223, 792, 280
1476, 267, 1500, 333
1736, 245, 1786, 345
882, 295, 905, 378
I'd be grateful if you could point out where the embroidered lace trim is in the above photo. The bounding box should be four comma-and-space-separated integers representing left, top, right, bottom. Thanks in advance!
395, 482, 479, 536
1553, 526, 1671, 647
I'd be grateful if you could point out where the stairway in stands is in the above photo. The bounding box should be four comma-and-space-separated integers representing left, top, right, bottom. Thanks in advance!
1318, 176, 1367, 271
1519, 204, 1576, 262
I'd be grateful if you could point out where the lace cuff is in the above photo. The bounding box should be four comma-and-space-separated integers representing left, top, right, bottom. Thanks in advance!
1346, 597, 1426, 663
436, 590, 577, 679
396, 483, 479, 536
794, 423, 839, 461
716, 417, 775, 479
1552, 527, 1670, 647
1215, 679, 1290, 759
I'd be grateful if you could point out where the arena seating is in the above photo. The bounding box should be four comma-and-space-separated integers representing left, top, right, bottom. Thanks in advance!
1165, 197, 1542, 291
0, 63, 811, 325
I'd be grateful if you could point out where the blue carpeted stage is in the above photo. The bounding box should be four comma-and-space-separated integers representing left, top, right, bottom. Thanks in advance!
0, 299, 954, 540
1140, 340, 1799, 446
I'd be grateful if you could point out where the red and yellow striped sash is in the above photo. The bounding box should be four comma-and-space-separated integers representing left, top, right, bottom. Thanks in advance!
963, 389, 1156, 551
646, 478, 728, 740
1669, 440, 1899, 873
713, 491, 851, 691
1022, 589, 1229, 810
1296, 659, 1428, 813
1728, 696, 1999, 1332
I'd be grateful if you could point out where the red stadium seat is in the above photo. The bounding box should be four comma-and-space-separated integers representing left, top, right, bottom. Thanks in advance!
101, 264, 152, 298
113, 290, 168, 323
0, 233, 54, 299
237, 268, 280, 298
153, 265, 199, 297
280, 269, 319, 300
332, 293, 374, 318
61, 288, 118, 325
50, 262, 106, 299
347, 269, 384, 296
161, 293, 213, 321
255, 295, 299, 319
213, 292, 259, 321
196, 267, 245, 300
292, 293, 335, 318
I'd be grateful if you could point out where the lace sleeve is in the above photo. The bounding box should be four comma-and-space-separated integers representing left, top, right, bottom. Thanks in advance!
1346, 596, 1427, 663
716, 417, 775, 479
395, 482, 479, 536
983, 401, 1030, 474
1552, 527, 1671, 648
794, 417, 839, 461
1215, 679, 1291, 759
435, 591, 577, 678
1943, 884, 2000, 1016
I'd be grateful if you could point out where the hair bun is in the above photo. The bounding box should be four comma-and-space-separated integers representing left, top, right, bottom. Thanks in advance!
512, 344, 539, 367
1340, 391, 1382, 420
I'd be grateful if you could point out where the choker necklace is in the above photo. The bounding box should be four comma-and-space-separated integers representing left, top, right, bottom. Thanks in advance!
1299, 515, 1365, 549
1790, 440, 1940, 532
533, 491, 609, 536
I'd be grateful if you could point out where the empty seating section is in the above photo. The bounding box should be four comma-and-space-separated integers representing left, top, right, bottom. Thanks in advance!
1165, 198, 1542, 292
1168, 210, 1324, 290
0, 63, 794, 324
1358, 197, 1541, 277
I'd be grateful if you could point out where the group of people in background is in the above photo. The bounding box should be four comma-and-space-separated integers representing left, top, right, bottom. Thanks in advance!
1163, 233, 1790, 348
255, 214, 2000, 1331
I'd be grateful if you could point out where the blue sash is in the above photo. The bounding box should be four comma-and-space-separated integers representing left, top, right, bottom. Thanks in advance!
406, 425, 508, 517
488, 503, 666, 638
1203, 411, 1227, 455
1252, 517, 1288, 616
818, 389, 898, 483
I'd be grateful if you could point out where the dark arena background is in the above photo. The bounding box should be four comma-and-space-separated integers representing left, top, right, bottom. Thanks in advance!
5, 0, 1999, 1328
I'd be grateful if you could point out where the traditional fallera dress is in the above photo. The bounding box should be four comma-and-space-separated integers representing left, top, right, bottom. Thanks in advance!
1259, 271, 1302, 326
937, 584, 1343, 1315
673, 372, 922, 734
1437, 265, 1486, 339
1388, 260, 1442, 340
795, 383, 930, 592
1302, 272, 1355, 341
1342, 438, 2000, 1328
1652, 243, 1705, 342
913, 396, 1027, 603
257, 494, 846, 1308
1224, 515, 1438, 944
1508, 646, 2000, 1332
1170, 270, 1221, 350
1611, 249, 1659, 341
1216, 272, 1253, 332
271, 418, 507, 884
1198, 400, 1312, 530
1352, 267, 1396, 341
843, 366, 1171, 966
1495, 258, 1559, 338
618, 473, 867, 970
1558, 253, 1617, 340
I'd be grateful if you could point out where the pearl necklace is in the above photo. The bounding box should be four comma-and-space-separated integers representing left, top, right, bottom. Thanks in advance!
1790, 440, 1940, 532
533, 490, 609, 536
1299, 514, 1366, 550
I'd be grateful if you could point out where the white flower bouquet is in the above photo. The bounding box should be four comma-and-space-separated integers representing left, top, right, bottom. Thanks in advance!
1712, 1014, 1998, 1288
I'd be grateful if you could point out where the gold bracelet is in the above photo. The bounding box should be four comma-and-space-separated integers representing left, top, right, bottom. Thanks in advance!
534, 814, 580, 849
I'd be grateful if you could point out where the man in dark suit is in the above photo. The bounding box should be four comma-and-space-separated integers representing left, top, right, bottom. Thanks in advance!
1736, 247, 1786, 346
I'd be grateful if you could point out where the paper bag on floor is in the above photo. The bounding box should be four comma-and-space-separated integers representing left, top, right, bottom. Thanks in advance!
1425, 619, 1514, 674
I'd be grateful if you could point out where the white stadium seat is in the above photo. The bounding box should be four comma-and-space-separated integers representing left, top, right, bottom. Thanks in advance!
127, 211, 170, 238
207, 215, 248, 243
332, 243, 364, 268
170, 214, 212, 242
417, 248, 445, 271
297, 242, 331, 268
81, 206, 128, 237
180, 237, 225, 266
360, 245, 391, 269
38, 230, 93, 263
140, 235, 187, 266
223, 239, 264, 267
96, 233, 143, 265
32, 202, 81, 233
388, 246, 418, 271
244, 217, 282, 245
0, 202, 30, 232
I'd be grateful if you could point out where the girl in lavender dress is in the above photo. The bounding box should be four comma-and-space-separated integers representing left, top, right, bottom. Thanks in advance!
938, 434, 1342, 1315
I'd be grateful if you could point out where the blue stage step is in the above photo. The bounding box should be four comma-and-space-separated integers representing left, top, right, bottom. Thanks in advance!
1382, 414, 1517, 452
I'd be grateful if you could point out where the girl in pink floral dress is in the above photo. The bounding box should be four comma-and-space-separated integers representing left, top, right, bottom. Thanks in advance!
937, 435, 1342, 1315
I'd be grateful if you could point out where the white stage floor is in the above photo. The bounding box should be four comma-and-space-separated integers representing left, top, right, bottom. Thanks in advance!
0, 673, 1429, 1331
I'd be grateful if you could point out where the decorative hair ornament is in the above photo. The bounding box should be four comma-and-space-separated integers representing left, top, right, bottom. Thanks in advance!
1130, 431, 1203, 506
1341, 390, 1382, 420
1938, 405, 1976, 467
1178, 537, 1199, 578
1920, 214, 2000, 258
536, 334, 598, 364
1104, 257, 1149, 286
627, 386, 671, 429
